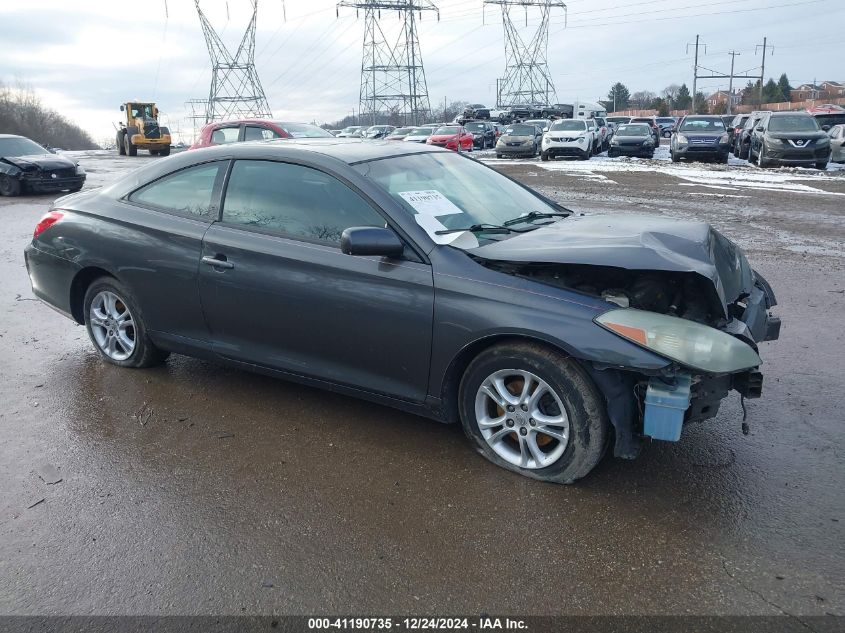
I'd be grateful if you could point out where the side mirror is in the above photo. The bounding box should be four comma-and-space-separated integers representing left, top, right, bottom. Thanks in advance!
341, 227, 404, 258
755, 125, 764, 131
822, 125, 831, 131
119, 105, 125, 112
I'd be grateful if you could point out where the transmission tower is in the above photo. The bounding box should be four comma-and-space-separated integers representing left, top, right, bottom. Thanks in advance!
337, 0, 438, 126
193, 0, 272, 123
485, 0, 566, 108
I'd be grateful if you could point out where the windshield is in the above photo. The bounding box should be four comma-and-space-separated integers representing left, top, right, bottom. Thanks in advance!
354, 152, 559, 244
680, 118, 725, 131
813, 113, 845, 129
408, 128, 433, 136
768, 116, 820, 133
279, 123, 334, 138
657, 118, 676, 124
616, 124, 650, 136
391, 127, 413, 135
434, 126, 460, 135
550, 120, 586, 132
0, 137, 49, 157
464, 123, 486, 132
505, 125, 535, 136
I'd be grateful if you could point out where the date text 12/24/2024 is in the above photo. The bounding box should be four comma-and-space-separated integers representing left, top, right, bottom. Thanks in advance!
308, 618, 528, 630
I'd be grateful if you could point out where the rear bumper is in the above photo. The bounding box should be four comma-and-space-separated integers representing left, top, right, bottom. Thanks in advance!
24, 244, 80, 319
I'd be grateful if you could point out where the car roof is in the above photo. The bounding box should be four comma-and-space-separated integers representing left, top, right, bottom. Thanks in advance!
0, 134, 26, 139
769, 111, 811, 116
205, 137, 443, 164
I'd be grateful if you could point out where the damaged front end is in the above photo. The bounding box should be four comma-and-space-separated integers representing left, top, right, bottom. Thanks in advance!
469, 214, 781, 458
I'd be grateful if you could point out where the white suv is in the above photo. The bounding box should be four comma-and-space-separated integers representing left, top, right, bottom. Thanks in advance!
541, 119, 597, 161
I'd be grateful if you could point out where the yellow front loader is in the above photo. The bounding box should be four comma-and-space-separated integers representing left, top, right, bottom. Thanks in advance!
116, 102, 172, 156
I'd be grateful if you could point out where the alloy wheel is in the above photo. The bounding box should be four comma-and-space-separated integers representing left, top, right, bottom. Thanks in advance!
474, 369, 570, 469
89, 290, 136, 361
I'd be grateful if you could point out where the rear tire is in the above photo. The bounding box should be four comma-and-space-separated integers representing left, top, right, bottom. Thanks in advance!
83, 277, 169, 369
160, 145, 171, 156
117, 131, 126, 155
0, 174, 22, 197
458, 342, 609, 484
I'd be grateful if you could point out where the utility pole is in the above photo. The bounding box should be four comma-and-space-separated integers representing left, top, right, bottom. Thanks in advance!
689, 36, 768, 114
726, 51, 739, 115
338, 0, 439, 127
688, 35, 702, 113
755, 37, 773, 106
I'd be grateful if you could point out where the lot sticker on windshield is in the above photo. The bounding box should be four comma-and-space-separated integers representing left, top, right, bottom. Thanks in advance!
414, 214, 479, 249
398, 190, 463, 216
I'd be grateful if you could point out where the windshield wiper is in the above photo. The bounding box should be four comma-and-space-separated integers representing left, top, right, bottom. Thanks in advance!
435, 223, 525, 235
502, 211, 569, 226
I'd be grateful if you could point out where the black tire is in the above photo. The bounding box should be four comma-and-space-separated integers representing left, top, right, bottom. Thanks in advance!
607, 150, 617, 158
117, 131, 126, 156
160, 145, 171, 156
816, 161, 828, 170
125, 132, 137, 157
540, 150, 549, 161
496, 153, 503, 159
149, 149, 159, 156
671, 151, 680, 163
83, 277, 169, 369
0, 174, 22, 197
458, 342, 609, 484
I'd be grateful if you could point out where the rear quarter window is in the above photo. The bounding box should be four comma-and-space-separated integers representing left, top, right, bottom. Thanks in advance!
128, 162, 223, 217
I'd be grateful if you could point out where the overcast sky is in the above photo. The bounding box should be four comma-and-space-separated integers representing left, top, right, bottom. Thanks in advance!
1, 0, 842, 143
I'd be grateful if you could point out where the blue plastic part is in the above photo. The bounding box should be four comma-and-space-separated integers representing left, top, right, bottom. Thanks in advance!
643, 373, 692, 442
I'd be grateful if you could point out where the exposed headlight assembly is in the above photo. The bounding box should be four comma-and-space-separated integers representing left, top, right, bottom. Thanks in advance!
75, 164, 85, 175
595, 308, 761, 373
719, 133, 730, 143
676, 134, 689, 144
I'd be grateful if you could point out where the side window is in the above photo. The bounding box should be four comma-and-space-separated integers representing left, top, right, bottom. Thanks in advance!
210, 126, 241, 145
244, 125, 281, 142
222, 160, 386, 245
128, 162, 222, 217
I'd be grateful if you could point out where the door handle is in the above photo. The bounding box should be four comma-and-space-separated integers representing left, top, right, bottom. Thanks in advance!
201, 255, 234, 269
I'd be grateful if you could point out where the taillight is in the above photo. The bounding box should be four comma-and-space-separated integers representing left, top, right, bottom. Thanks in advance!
33, 211, 64, 239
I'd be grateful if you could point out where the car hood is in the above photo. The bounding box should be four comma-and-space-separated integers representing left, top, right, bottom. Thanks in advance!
766, 130, 828, 141
430, 134, 458, 141
467, 214, 756, 316
1, 153, 77, 170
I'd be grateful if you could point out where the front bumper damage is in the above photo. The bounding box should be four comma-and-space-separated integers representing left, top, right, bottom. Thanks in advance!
593, 271, 779, 458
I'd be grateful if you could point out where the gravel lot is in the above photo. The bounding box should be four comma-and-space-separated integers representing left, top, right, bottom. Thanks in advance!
0, 148, 843, 619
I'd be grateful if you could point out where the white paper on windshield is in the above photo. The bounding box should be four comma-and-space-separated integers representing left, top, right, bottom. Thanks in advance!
398, 190, 463, 216
414, 214, 479, 249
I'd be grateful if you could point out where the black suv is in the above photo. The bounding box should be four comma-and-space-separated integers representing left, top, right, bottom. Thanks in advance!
734, 112, 767, 159
541, 104, 573, 119
463, 104, 491, 120
749, 111, 831, 169
463, 120, 497, 149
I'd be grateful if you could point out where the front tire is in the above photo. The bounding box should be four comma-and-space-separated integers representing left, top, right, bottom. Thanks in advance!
125, 134, 137, 157
540, 150, 549, 161
458, 342, 609, 484
83, 278, 168, 368
0, 174, 22, 197
816, 160, 828, 170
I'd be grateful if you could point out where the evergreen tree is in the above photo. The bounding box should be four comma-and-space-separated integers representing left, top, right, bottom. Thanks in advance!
762, 78, 782, 104
778, 73, 793, 102
674, 84, 692, 110
694, 92, 709, 114
606, 82, 630, 111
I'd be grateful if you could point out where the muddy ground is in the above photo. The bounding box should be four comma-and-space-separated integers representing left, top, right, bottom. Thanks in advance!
0, 149, 843, 619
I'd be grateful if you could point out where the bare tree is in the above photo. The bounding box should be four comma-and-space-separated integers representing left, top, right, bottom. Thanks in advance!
0, 81, 98, 150
629, 90, 656, 109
